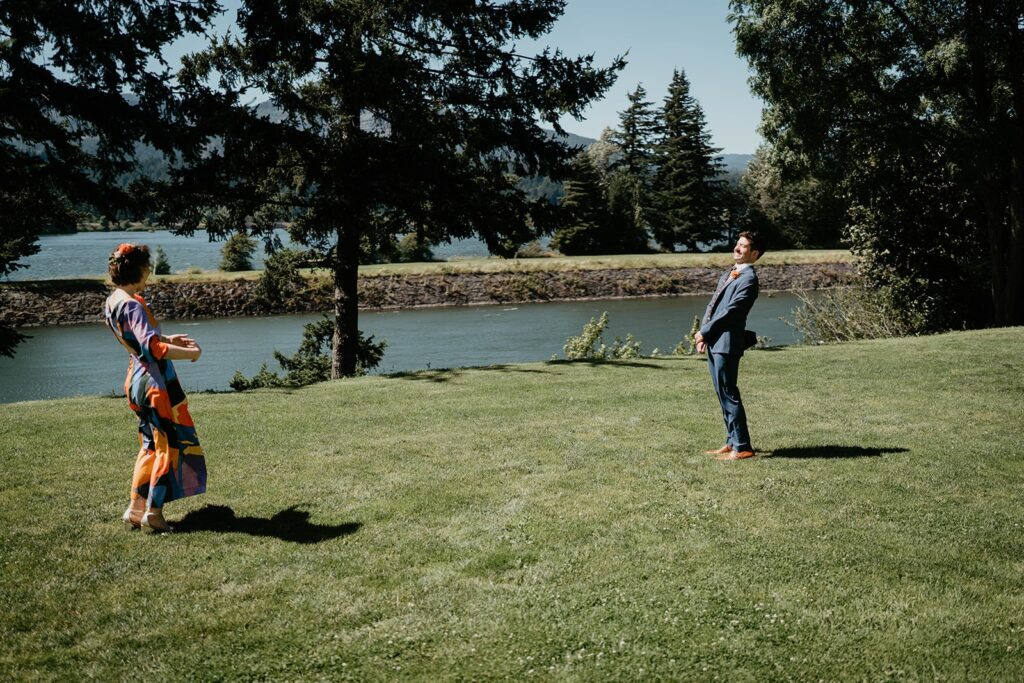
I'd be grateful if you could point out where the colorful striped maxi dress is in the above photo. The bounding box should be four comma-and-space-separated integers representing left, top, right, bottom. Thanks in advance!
104, 289, 206, 507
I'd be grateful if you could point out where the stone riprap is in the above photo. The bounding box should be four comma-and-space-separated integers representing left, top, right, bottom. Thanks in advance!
1, 263, 852, 328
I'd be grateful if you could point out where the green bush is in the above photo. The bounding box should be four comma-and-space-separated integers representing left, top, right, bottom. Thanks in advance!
562, 312, 644, 360
153, 246, 171, 275
563, 312, 609, 360
514, 240, 554, 258
672, 315, 702, 355
254, 248, 307, 306
608, 333, 642, 359
228, 363, 285, 390
790, 282, 923, 344
395, 233, 434, 263
231, 316, 387, 390
220, 232, 257, 271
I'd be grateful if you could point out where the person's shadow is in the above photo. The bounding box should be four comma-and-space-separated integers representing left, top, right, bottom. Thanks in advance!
174, 504, 361, 544
766, 445, 909, 459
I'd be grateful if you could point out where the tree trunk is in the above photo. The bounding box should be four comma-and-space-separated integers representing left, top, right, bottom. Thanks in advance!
1004, 7, 1024, 325
1008, 154, 1024, 325
332, 224, 360, 378
980, 182, 1008, 324
965, 0, 1010, 324
331, 24, 364, 378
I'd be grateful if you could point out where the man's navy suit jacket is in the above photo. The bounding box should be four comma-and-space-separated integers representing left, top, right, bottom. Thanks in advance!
699, 267, 759, 356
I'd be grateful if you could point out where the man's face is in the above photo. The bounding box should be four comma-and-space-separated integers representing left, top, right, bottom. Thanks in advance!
733, 237, 759, 265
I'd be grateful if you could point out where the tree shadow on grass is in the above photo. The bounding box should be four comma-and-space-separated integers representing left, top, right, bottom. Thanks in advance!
390, 364, 561, 383
545, 359, 669, 370
391, 359, 674, 383
765, 445, 909, 459
174, 504, 361, 544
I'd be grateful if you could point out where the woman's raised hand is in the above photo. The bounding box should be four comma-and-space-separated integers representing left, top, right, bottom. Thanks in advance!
167, 334, 197, 348
161, 334, 202, 362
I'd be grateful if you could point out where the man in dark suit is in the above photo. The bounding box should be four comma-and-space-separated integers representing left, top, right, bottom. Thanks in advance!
694, 231, 764, 460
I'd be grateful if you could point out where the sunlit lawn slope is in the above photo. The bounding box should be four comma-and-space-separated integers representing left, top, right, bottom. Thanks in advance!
1, 327, 1022, 680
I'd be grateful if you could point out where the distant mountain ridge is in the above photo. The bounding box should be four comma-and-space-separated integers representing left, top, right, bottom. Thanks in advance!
553, 129, 752, 171
114, 102, 752, 199
720, 154, 754, 174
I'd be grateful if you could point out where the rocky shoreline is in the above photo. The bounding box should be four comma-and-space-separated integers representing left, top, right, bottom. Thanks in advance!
1, 263, 851, 328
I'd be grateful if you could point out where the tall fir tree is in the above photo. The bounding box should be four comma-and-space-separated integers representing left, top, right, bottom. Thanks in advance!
604, 170, 649, 252
610, 84, 660, 179
161, 1, 623, 377
651, 69, 726, 251
0, 0, 220, 356
551, 153, 611, 256
220, 231, 258, 272
607, 84, 659, 251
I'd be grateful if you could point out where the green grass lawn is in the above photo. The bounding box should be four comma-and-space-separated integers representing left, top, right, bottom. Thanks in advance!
2, 328, 1022, 680
354, 249, 854, 278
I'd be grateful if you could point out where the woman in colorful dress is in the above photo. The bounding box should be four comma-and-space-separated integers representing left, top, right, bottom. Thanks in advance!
104, 243, 206, 533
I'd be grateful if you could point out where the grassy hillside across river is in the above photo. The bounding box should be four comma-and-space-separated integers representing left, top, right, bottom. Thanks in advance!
3, 326, 1020, 680
44, 249, 852, 283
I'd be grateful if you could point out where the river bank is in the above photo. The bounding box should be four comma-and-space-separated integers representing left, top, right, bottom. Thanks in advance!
0, 294, 811, 403
1, 262, 851, 328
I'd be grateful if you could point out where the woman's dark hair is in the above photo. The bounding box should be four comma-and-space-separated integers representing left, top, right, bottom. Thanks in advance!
739, 230, 766, 257
108, 243, 152, 285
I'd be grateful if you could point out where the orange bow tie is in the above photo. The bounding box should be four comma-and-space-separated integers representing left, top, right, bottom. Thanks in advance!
729, 270, 740, 279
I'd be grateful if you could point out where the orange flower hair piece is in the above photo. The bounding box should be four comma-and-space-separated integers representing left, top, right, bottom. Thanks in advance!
115, 243, 136, 257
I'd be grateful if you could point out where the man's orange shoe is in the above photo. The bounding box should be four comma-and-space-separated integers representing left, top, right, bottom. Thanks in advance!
715, 450, 756, 461
704, 445, 733, 455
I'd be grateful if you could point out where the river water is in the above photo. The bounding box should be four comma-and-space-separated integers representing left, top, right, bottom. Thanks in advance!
0, 293, 805, 404
4, 230, 494, 281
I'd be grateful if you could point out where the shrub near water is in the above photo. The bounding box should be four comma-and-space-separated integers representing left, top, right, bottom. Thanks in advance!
219, 232, 257, 272
230, 316, 386, 390
394, 233, 434, 263
791, 280, 923, 343
153, 246, 171, 275
673, 314, 703, 355
562, 311, 644, 360
253, 247, 308, 306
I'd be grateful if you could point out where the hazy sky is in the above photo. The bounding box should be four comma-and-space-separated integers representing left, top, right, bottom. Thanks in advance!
166, 1, 762, 153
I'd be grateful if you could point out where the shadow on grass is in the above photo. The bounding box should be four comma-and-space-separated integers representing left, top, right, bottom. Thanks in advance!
766, 445, 909, 459
391, 364, 562, 383
392, 358, 686, 383
545, 359, 670, 369
174, 504, 360, 544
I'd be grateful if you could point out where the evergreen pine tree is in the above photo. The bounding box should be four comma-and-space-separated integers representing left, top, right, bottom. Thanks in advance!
161, 1, 622, 377
551, 153, 610, 256
220, 232, 258, 271
605, 170, 653, 253
0, 0, 219, 356
611, 84, 660, 179
154, 246, 171, 275
651, 69, 726, 251
605, 85, 659, 252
